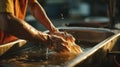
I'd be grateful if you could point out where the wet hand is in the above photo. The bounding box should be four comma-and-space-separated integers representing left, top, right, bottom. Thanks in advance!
49, 32, 83, 54
45, 35, 70, 52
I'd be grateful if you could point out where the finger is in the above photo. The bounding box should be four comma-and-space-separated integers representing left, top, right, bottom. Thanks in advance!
73, 45, 82, 53
55, 43, 70, 52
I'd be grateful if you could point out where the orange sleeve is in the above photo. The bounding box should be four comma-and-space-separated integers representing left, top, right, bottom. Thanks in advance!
0, 0, 14, 14
0, 30, 18, 45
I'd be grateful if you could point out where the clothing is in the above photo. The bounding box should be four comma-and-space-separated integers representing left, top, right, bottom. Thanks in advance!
0, 0, 28, 44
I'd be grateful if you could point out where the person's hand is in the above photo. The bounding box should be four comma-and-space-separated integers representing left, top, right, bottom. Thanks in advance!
49, 31, 83, 54
51, 31, 75, 42
35, 31, 70, 52
40, 30, 82, 54
44, 34, 70, 52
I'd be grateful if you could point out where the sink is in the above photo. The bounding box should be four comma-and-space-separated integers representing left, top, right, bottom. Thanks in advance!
0, 27, 118, 67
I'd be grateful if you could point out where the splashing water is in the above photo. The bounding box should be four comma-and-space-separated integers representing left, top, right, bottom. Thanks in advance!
60, 13, 64, 19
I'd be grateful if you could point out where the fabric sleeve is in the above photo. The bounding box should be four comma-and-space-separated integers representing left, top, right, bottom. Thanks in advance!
0, 0, 14, 14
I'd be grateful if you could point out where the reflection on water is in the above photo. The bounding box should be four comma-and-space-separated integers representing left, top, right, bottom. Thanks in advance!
0, 43, 92, 67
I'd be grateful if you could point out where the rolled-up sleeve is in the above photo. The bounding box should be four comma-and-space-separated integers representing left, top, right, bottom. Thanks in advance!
0, 0, 14, 14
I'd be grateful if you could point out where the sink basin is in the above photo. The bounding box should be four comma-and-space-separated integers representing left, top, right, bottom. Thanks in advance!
0, 27, 119, 67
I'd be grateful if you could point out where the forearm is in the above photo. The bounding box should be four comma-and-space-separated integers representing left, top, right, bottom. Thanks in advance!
28, 1, 58, 33
0, 13, 48, 42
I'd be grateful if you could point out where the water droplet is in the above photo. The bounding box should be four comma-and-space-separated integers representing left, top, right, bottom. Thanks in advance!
61, 13, 64, 19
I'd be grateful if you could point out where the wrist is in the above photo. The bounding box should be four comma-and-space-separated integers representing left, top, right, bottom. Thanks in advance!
34, 32, 49, 43
50, 28, 59, 34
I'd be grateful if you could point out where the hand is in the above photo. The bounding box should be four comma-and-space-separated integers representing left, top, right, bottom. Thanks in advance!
35, 31, 70, 52
52, 31, 75, 42
44, 34, 70, 52
49, 31, 83, 54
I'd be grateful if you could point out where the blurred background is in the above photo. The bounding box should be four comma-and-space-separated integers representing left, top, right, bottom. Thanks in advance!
25, 0, 120, 31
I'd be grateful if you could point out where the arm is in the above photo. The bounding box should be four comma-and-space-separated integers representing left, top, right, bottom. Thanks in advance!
0, 13, 48, 43
28, 0, 59, 34
0, 13, 69, 51
0, 0, 71, 52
